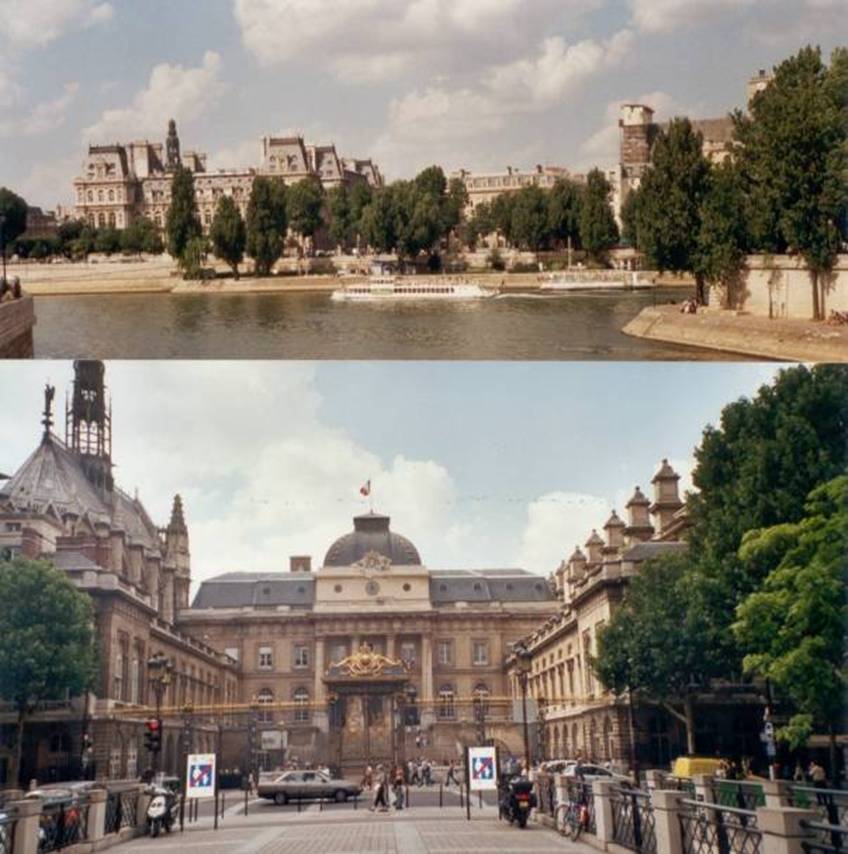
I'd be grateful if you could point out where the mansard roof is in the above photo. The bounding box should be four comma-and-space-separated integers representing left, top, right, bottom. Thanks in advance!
191, 574, 316, 609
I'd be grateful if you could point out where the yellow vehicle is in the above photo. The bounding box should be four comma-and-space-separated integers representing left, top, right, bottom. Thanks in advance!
671, 757, 725, 778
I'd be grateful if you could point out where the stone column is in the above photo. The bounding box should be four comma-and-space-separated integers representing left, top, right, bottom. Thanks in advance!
420, 634, 435, 729
313, 638, 328, 735
386, 635, 395, 660
651, 790, 684, 854
761, 780, 792, 808
11, 798, 41, 854
137, 789, 152, 833
87, 787, 108, 842
757, 806, 819, 854
692, 773, 715, 803
592, 779, 616, 844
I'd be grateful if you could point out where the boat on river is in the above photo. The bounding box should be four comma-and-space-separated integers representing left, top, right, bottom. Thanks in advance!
538, 271, 653, 292
331, 276, 496, 302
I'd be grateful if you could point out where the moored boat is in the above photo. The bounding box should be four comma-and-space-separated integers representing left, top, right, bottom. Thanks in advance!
331, 276, 495, 301
538, 271, 653, 291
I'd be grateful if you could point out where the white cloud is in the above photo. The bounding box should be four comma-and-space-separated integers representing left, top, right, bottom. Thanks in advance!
83, 51, 226, 143
518, 491, 612, 578
0, 0, 113, 50
0, 70, 21, 108
15, 153, 79, 208
0, 82, 79, 138
629, 0, 759, 33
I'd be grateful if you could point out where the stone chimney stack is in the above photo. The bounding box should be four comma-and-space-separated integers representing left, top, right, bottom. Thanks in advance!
585, 530, 604, 565
603, 510, 626, 553
624, 487, 654, 544
650, 459, 684, 536
290, 556, 312, 573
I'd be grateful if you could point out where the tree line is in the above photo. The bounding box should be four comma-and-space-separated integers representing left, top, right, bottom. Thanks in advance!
622, 45, 847, 315
594, 364, 847, 773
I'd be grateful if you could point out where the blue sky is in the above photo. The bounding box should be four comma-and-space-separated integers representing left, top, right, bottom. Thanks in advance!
0, 361, 781, 588
0, 0, 843, 208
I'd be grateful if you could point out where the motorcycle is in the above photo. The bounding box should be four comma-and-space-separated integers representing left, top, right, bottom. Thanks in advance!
146, 785, 179, 838
499, 776, 537, 829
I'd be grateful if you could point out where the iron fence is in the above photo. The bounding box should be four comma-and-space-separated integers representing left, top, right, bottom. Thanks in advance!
791, 787, 848, 831
39, 798, 91, 852
800, 818, 847, 854
679, 798, 762, 854
535, 773, 557, 816
660, 775, 696, 797
0, 805, 17, 854
104, 789, 139, 835
611, 787, 657, 854
712, 781, 765, 811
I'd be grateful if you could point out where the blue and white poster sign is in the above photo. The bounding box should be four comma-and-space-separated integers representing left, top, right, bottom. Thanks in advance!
467, 746, 498, 791
186, 753, 216, 799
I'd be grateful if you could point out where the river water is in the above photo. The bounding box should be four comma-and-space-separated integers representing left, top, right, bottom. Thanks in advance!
33, 287, 745, 360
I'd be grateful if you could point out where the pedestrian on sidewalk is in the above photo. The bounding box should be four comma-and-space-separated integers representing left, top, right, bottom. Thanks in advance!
446, 760, 460, 787
362, 765, 374, 792
371, 765, 389, 812
393, 765, 406, 810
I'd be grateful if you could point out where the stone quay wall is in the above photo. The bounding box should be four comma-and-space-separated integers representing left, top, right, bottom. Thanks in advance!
0, 295, 36, 359
710, 254, 848, 319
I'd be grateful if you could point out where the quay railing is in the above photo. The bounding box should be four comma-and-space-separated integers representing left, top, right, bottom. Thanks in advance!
0, 804, 18, 854
678, 797, 762, 854
39, 795, 91, 852
611, 786, 657, 854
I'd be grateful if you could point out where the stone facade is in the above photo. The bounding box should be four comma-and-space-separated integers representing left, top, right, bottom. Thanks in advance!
0, 295, 35, 358
73, 121, 383, 232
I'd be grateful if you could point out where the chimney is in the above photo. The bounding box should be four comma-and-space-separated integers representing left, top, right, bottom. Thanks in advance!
290, 556, 312, 573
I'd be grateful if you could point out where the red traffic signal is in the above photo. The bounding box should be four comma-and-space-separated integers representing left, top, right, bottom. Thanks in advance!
146, 719, 160, 732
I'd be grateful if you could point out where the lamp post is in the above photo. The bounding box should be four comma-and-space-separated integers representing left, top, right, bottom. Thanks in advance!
514, 643, 533, 772
473, 693, 487, 746
146, 653, 173, 775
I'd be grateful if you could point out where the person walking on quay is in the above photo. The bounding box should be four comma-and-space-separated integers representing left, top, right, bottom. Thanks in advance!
371, 765, 389, 812
393, 765, 406, 810
809, 761, 828, 789
408, 758, 419, 787
446, 760, 460, 788
422, 758, 432, 786
362, 765, 374, 792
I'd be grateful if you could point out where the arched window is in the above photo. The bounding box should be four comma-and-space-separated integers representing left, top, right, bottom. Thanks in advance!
257, 687, 274, 723
98, 213, 106, 227
293, 687, 310, 723
403, 685, 419, 726
108, 212, 116, 227
437, 685, 455, 720
108, 189, 115, 202
87, 191, 93, 202
98, 190, 104, 202
473, 683, 489, 718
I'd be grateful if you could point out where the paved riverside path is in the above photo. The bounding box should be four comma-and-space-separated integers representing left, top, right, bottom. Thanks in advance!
112, 797, 595, 853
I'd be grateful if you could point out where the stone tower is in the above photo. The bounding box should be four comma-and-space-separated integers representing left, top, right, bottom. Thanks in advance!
66, 360, 113, 493
166, 119, 181, 171
650, 459, 684, 535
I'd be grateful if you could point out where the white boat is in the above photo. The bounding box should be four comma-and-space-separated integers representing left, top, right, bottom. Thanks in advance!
331, 276, 495, 302
538, 271, 653, 292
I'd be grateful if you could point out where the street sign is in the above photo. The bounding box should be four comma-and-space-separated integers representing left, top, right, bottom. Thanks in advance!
467, 746, 498, 792
764, 722, 775, 739
186, 752, 216, 800
261, 730, 282, 751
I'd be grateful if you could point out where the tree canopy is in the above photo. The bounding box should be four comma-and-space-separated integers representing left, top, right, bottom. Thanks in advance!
580, 169, 619, 263
286, 176, 325, 252
245, 176, 288, 276
210, 196, 246, 278
165, 166, 202, 271
0, 187, 28, 253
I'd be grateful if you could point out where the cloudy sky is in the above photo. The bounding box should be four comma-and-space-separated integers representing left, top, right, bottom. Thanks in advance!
0, 0, 843, 209
0, 361, 779, 593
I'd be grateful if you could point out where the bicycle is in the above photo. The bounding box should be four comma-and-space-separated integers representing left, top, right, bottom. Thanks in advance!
556, 796, 589, 841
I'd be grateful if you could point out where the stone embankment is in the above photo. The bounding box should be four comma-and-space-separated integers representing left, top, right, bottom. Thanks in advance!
624, 304, 848, 362
0, 294, 36, 357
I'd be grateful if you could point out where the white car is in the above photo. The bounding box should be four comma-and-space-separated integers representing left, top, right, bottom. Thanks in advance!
564, 763, 631, 784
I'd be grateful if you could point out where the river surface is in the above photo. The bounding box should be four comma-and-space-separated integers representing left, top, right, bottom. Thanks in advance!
33, 287, 746, 360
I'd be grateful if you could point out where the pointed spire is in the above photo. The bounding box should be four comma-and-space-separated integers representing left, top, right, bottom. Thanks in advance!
169, 494, 187, 533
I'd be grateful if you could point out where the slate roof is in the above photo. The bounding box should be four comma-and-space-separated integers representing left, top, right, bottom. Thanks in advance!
621, 541, 688, 562
191, 574, 316, 609
323, 513, 421, 567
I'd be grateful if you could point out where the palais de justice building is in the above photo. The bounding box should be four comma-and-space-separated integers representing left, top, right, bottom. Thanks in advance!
0, 362, 556, 784
72, 120, 383, 232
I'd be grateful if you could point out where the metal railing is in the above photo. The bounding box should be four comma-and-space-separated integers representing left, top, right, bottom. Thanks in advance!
104, 789, 139, 835
791, 787, 848, 830
611, 786, 657, 854
679, 798, 762, 854
712, 781, 765, 811
801, 819, 847, 854
39, 798, 91, 852
566, 779, 596, 835
0, 805, 17, 854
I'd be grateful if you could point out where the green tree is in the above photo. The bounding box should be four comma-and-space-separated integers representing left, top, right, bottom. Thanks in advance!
0, 187, 28, 264
94, 225, 122, 256
359, 187, 398, 254
245, 176, 288, 276
579, 168, 619, 264
180, 236, 207, 280
121, 218, 164, 256
57, 219, 86, 258
210, 196, 246, 278
547, 178, 583, 252
635, 119, 710, 301
491, 193, 516, 245
594, 553, 723, 754
326, 185, 352, 250
0, 557, 95, 785
620, 188, 641, 248
733, 47, 848, 319
443, 177, 469, 237
509, 185, 549, 252
693, 161, 749, 306
463, 201, 494, 249
346, 181, 374, 250
286, 176, 325, 254
165, 166, 202, 268
733, 477, 847, 773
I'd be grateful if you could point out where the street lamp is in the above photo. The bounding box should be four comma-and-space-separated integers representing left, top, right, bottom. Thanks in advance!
513, 642, 533, 772
146, 652, 173, 775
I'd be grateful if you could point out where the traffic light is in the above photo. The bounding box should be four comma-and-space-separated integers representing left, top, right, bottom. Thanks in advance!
144, 718, 162, 754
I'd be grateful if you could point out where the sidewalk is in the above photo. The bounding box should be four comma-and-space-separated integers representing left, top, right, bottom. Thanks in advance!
623, 304, 848, 361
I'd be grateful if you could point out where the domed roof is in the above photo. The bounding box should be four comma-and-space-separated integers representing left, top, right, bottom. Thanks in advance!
323, 513, 421, 567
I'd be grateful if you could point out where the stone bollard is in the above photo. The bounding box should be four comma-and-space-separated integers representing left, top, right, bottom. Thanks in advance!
650, 790, 684, 854
553, 773, 568, 808
757, 806, 819, 854
644, 770, 665, 791
692, 773, 714, 803
591, 779, 616, 844
137, 789, 152, 834
2, 789, 24, 802
11, 798, 41, 854
761, 780, 793, 808
86, 787, 108, 842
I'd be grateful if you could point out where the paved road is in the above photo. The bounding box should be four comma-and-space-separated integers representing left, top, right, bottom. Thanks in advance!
115, 798, 593, 853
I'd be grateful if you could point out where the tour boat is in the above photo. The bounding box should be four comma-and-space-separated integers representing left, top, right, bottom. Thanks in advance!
538, 271, 653, 292
331, 276, 495, 302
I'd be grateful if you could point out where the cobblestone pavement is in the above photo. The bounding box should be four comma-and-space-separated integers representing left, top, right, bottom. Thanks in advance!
115, 809, 594, 853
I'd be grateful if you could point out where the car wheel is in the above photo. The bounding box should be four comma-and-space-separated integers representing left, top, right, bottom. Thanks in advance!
334, 790, 347, 803
274, 792, 287, 806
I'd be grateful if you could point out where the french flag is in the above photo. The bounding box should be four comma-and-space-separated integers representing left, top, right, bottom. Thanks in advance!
360, 480, 371, 497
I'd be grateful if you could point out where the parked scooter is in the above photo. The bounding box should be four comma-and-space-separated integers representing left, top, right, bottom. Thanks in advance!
499, 776, 537, 829
146, 785, 179, 838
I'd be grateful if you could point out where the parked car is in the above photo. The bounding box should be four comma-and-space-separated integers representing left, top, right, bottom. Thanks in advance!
257, 770, 362, 805
541, 759, 578, 775
564, 764, 631, 784
671, 757, 725, 779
